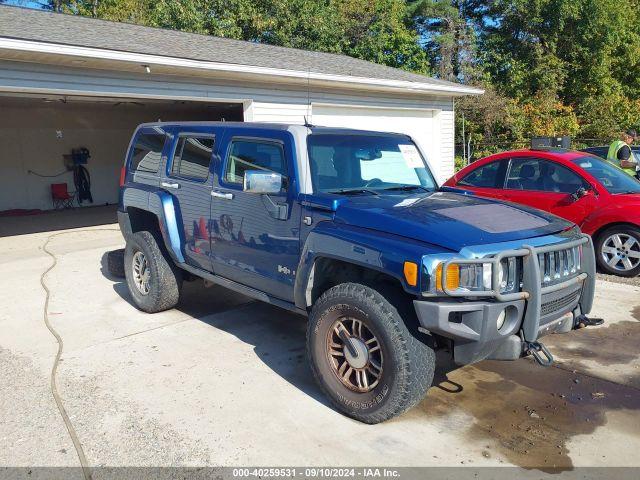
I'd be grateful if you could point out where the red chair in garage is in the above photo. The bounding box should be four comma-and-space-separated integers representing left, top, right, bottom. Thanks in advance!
51, 183, 76, 209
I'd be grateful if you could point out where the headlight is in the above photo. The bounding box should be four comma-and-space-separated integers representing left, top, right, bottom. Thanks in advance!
435, 262, 491, 293
432, 257, 518, 295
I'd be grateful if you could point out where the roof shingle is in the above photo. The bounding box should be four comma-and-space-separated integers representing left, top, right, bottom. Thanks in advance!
0, 5, 465, 89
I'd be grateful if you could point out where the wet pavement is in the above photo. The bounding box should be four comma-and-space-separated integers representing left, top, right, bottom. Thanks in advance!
424, 355, 640, 472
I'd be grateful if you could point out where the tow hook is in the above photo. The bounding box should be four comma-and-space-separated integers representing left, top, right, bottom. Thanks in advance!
575, 314, 605, 328
525, 341, 554, 367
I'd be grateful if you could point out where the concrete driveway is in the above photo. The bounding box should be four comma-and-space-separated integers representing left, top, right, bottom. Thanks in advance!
1, 221, 639, 473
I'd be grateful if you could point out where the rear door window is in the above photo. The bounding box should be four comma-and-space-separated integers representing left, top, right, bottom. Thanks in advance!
170, 135, 215, 181
507, 158, 586, 193
130, 133, 166, 174
458, 160, 507, 188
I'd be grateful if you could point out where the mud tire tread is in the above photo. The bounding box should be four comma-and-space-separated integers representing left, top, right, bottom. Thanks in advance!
124, 231, 182, 313
307, 282, 434, 424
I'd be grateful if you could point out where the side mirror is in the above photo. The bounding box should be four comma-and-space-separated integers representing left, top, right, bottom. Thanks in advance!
243, 170, 284, 194
570, 186, 589, 202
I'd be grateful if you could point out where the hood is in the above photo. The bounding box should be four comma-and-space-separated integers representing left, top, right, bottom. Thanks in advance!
330, 191, 573, 251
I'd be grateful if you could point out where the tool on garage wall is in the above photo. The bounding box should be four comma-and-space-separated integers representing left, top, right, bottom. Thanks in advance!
30, 147, 93, 205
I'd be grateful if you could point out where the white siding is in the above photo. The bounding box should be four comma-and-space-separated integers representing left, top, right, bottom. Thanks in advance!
440, 98, 456, 181
0, 60, 456, 187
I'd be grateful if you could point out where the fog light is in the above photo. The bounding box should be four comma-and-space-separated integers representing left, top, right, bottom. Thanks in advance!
496, 309, 507, 331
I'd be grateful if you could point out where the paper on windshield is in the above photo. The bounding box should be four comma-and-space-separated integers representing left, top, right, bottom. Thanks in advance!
399, 144, 424, 168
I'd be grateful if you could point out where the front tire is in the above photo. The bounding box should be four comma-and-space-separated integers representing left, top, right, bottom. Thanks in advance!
595, 225, 640, 277
124, 231, 183, 313
307, 283, 435, 424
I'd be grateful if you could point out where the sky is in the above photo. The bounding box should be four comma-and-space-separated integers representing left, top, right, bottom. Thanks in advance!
2, 0, 50, 9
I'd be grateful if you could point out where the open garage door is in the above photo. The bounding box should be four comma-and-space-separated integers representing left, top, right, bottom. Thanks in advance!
0, 95, 243, 212
311, 103, 441, 179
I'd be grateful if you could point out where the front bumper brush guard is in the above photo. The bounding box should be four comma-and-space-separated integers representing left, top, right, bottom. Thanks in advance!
439, 234, 595, 344
524, 341, 554, 367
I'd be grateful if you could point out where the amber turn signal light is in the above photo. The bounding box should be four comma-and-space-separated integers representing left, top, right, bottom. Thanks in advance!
436, 263, 460, 291
403, 261, 419, 287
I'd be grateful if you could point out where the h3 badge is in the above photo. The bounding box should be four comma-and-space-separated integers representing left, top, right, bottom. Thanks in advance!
278, 265, 295, 276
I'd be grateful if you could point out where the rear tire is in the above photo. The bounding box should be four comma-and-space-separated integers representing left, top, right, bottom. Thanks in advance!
307, 283, 435, 424
124, 231, 182, 313
595, 225, 640, 277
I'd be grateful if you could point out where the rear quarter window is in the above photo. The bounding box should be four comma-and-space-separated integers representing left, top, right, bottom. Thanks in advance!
170, 135, 215, 180
130, 133, 166, 174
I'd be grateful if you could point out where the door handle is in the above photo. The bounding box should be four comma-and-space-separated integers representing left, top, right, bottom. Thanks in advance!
161, 181, 180, 189
211, 190, 234, 200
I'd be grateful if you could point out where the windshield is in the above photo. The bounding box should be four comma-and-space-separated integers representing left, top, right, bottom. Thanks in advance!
571, 155, 640, 194
307, 133, 437, 194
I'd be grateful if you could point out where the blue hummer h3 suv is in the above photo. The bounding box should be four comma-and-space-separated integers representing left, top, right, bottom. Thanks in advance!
118, 121, 596, 424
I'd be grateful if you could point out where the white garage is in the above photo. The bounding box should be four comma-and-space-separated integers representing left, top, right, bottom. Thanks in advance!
0, 5, 481, 213
311, 104, 440, 167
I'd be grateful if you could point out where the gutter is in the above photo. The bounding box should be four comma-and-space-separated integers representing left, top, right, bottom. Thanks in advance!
0, 38, 485, 97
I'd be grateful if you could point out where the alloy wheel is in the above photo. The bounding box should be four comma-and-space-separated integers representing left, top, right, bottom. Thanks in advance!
132, 251, 151, 295
601, 233, 640, 272
326, 317, 383, 393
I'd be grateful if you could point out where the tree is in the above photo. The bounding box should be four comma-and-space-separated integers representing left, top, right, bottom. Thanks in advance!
479, 0, 640, 102
407, 0, 486, 81
455, 83, 511, 158
578, 94, 640, 140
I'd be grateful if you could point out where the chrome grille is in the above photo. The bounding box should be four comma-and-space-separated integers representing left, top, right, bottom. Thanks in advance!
538, 245, 582, 285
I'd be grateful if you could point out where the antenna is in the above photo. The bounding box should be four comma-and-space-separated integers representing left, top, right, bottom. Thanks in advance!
303, 115, 313, 128
306, 66, 312, 124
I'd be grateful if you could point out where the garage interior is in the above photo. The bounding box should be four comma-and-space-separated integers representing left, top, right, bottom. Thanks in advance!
0, 95, 243, 214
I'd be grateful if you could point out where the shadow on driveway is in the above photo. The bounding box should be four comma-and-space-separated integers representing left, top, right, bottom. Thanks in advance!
102, 251, 329, 408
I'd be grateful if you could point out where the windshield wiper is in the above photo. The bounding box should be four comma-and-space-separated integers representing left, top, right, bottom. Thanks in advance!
328, 188, 379, 196
382, 185, 431, 192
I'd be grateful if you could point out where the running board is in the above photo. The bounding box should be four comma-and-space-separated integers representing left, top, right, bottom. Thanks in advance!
179, 263, 308, 317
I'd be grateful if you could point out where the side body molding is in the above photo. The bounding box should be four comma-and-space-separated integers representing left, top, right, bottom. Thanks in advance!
151, 190, 185, 264
121, 186, 185, 264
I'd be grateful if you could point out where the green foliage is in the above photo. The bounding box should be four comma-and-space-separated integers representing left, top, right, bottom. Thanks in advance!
454, 155, 467, 172
407, 0, 485, 81
507, 96, 580, 141
475, 0, 640, 143
578, 94, 640, 140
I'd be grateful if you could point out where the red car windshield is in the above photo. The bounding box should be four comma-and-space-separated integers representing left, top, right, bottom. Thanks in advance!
571, 156, 640, 194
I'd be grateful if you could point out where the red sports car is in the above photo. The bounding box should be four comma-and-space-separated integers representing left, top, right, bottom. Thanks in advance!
444, 149, 640, 277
